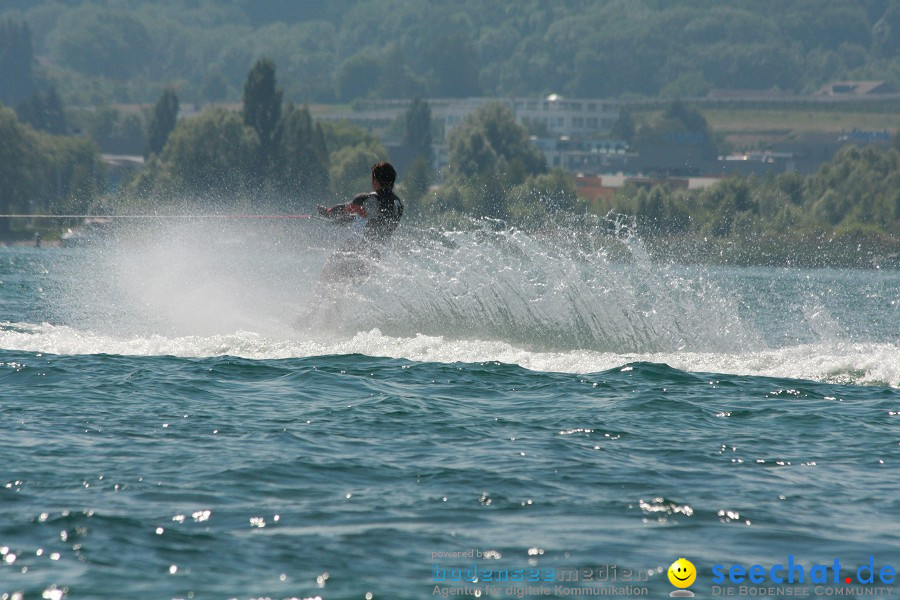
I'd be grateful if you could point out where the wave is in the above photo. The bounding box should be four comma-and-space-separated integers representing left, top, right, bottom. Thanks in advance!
0, 322, 897, 387
4, 215, 898, 385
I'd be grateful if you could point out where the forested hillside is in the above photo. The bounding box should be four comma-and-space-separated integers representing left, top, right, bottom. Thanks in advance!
1, 0, 898, 105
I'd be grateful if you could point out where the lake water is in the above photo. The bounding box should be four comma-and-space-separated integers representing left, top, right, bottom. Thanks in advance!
1, 219, 897, 599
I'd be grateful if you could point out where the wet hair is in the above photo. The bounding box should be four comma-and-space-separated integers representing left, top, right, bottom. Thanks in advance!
372, 162, 397, 191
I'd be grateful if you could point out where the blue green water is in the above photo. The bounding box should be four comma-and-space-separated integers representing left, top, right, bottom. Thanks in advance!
1, 221, 898, 599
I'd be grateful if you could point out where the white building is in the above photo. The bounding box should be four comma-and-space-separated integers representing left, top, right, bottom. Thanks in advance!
320, 95, 621, 172
424, 94, 620, 138
331, 95, 619, 139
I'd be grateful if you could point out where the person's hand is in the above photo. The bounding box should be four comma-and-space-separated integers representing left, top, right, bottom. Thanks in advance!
316, 204, 329, 216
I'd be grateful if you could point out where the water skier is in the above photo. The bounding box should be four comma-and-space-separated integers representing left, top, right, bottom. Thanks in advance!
314, 161, 404, 289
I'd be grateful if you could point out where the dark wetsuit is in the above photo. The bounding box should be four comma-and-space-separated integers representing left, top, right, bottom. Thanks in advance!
319, 189, 404, 253
317, 189, 404, 285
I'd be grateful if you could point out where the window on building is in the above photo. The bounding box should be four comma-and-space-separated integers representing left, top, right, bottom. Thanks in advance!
587, 103, 597, 112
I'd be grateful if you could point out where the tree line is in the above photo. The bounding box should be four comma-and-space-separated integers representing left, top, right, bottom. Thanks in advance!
1, 55, 895, 258
606, 139, 900, 241
132, 58, 327, 209
397, 98, 898, 241
1, 1, 898, 106
0, 104, 103, 234
128, 59, 436, 211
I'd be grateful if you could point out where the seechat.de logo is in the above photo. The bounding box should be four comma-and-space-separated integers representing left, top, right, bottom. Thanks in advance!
711, 555, 896, 586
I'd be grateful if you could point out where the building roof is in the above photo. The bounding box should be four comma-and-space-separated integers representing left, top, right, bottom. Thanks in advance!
817, 81, 894, 96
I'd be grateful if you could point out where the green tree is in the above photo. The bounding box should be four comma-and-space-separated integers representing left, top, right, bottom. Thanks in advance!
320, 120, 381, 155
8, 1, 900, 106
242, 58, 282, 167
507, 169, 578, 227
633, 101, 719, 175
659, 71, 711, 99
0, 105, 103, 233
329, 142, 387, 200
53, 8, 153, 80
610, 109, 635, 143
446, 102, 547, 219
0, 105, 43, 233
803, 144, 900, 232
335, 52, 382, 102
136, 108, 260, 199
447, 103, 546, 183
320, 119, 393, 202
270, 103, 329, 205
402, 97, 433, 166
145, 87, 179, 158
0, 19, 35, 106
376, 43, 427, 99
603, 138, 900, 241
402, 155, 431, 205
44, 135, 105, 217
16, 86, 67, 135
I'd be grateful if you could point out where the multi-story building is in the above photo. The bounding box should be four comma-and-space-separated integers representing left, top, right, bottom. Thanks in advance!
533, 137, 631, 172
432, 94, 620, 139
322, 95, 622, 172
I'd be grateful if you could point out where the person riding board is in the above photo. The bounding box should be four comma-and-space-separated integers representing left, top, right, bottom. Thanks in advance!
315, 161, 404, 287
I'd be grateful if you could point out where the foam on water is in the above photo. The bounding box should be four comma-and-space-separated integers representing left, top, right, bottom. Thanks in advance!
2, 215, 897, 386
0, 322, 896, 386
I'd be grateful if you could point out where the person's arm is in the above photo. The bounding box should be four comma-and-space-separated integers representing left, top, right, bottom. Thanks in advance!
317, 195, 368, 224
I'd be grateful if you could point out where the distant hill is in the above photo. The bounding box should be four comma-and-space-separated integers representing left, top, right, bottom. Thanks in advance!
2, 0, 899, 105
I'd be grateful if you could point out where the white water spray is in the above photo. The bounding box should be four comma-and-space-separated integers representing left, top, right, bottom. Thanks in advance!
1, 213, 897, 385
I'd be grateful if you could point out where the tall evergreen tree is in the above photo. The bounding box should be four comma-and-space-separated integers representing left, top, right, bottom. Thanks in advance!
43, 87, 67, 135
145, 87, 179, 158
242, 58, 282, 163
610, 109, 635, 144
402, 97, 433, 166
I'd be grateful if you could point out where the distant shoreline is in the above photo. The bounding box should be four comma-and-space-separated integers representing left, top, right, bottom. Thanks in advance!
642, 234, 899, 270
2, 232, 895, 270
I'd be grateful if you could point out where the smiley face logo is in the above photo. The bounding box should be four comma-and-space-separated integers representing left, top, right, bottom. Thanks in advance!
668, 558, 696, 588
